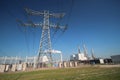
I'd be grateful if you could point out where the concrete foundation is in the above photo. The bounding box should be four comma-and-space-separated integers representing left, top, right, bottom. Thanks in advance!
0, 65, 5, 72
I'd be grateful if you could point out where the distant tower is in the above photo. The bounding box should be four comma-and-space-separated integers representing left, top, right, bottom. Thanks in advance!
17, 8, 67, 67
78, 46, 81, 53
91, 48, 95, 59
83, 44, 88, 59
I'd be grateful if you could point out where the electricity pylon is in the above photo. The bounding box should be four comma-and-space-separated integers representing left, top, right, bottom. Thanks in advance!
17, 8, 67, 67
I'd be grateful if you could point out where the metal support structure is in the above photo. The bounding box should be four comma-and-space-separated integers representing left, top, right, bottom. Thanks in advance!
17, 8, 67, 68
37, 11, 52, 65
91, 48, 95, 59
83, 44, 88, 60
78, 46, 81, 53
60, 53, 63, 62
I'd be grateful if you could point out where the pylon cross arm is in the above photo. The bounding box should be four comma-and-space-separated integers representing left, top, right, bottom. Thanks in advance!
17, 19, 43, 28
25, 8, 44, 16
49, 13, 65, 18
24, 23, 43, 28
50, 24, 67, 30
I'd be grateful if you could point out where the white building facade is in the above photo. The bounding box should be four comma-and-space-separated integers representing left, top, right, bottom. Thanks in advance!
70, 53, 88, 61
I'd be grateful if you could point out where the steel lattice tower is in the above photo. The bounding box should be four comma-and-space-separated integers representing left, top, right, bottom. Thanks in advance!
17, 8, 67, 67
38, 10, 52, 65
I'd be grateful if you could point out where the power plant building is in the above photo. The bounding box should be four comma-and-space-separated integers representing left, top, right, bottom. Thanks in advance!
111, 55, 120, 64
70, 53, 88, 61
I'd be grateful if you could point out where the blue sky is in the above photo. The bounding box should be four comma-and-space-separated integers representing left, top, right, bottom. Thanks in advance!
0, 0, 120, 60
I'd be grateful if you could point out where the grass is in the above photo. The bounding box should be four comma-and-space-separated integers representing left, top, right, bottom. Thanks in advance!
0, 67, 120, 80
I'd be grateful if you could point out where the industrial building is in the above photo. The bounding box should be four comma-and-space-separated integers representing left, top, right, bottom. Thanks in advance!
111, 55, 120, 64
70, 45, 88, 61
70, 53, 88, 61
70, 46, 113, 65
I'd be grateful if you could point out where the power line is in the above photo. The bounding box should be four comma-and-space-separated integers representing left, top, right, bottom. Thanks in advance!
51, 0, 74, 47
67, 0, 75, 25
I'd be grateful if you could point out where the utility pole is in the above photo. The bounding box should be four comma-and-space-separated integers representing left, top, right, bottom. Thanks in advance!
17, 8, 67, 68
